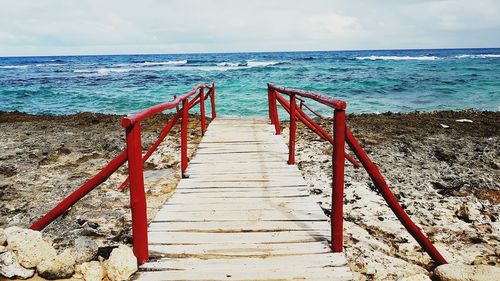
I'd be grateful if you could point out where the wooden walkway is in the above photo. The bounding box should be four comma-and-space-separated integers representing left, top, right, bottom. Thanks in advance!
134, 118, 351, 280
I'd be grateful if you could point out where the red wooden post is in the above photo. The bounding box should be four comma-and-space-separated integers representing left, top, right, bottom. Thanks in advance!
181, 99, 188, 178
200, 88, 206, 136
125, 123, 149, 264
210, 84, 216, 119
267, 85, 273, 124
288, 94, 296, 164
271, 90, 281, 135
331, 109, 346, 252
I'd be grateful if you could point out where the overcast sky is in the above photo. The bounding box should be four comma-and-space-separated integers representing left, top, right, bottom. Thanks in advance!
1, 0, 499, 56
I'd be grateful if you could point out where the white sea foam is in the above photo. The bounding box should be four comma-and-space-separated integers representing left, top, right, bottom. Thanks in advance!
355, 56, 438, 61
0, 65, 30, 69
216, 62, 240, 67
73, 69, 94, 73
246, 60, 280, 67
455, 54, 500, 59
35, 63, 67, 67
140, 60, 188, 66
97, 68, 131, 74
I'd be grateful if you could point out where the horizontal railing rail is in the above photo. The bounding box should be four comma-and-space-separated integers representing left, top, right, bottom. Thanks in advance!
30, 83, 216, 264
267, 83, 447, 265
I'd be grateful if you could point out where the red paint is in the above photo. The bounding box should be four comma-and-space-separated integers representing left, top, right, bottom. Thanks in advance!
345, 127, 447, 265
200, 88, 206, 136
121, 84, 205, 128
271, 90, 281, 134
268, 83, 346, 110
268, 87, 274, 124
331, 109, 346, 252
125, 123, 149, 264
210, 83, 216, 119
288, 94, 297, 164
274, 92, 360, 167
181, 98, 189, 178
30, 150, 128, 231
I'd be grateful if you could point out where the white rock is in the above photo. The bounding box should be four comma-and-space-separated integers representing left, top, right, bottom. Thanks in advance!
440, 124, 450, 129
397, 273, 432, 281
76, 261, 105, 281
434, 264, 500, 281
4, 226, 57, 268
456, 202, 481, 222
455, 119, 473, 123
0, 228, 6, 245
104, 245, 137, 281
0, 251, 35, 279
36, 249, 76, 280
71, 236, 99, 264
0, 246, 6, 253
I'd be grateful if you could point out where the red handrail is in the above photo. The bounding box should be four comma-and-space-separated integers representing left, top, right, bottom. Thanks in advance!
267, 83, 447, 265
269, 83, 347, 110
30, 83, 216, 265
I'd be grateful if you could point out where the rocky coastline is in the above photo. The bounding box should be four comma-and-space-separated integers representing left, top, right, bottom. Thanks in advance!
0, 111, 206, 280
280, 109, 499, 280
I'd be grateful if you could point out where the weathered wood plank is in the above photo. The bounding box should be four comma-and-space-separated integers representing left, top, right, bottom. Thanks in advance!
137, 118, 351, 280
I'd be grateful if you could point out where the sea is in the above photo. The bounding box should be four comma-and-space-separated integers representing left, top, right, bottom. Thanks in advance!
1, 48, 499, 117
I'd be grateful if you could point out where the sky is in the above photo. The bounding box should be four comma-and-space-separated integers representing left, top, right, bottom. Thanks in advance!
0, 0, 499, 56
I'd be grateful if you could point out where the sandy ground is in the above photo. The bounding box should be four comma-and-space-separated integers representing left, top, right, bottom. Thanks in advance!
279, 110, 499, 280
0, 111, 207, 252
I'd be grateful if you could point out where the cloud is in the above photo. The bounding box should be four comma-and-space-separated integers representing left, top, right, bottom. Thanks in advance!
302, 13, 363, 39
0, 0, 499, 56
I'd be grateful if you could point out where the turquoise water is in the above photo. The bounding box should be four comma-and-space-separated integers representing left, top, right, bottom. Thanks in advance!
1, 48, 499, 116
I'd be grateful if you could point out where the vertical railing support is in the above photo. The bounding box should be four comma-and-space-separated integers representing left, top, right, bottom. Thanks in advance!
200, 88, 206, 136
125, 123, 148, 264
181, 99, 189, 178
331, 109, 346, 252
271, 90, 281, 135
267, 85, 274, 124
288, 94, 296, 164
210, 83, 216, 119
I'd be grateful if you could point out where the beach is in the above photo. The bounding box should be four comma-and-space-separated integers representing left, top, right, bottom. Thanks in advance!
0, 110, 498, 280
281, 110, 499, 280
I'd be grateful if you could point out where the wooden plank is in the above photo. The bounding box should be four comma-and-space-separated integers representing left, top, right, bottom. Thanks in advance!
137, 118, 351, 280
153, 209, 327, 222
148, 221, 331, 232
148, 231, 330, 245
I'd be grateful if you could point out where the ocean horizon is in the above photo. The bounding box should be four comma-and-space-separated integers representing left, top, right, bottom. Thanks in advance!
1, 48, 499, 117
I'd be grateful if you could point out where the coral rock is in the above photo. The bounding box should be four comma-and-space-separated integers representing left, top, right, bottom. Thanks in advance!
0, 251, 35, 279
76, 261, 105, 281
434, 264, 500, 281
456, 203, 481, 222
397, 273, 432, 281
0, 228, 6, 246
4, 226, 57, 268
70, 237, 99, 264
104, 245, 137, 281
36, 249, 76, 280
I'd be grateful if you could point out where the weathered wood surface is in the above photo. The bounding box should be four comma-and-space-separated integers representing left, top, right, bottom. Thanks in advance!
134, 118, 351, 281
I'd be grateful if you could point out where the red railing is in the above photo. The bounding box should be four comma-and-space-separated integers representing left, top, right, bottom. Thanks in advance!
267, 83, 447, 265
30, 83, 216, 264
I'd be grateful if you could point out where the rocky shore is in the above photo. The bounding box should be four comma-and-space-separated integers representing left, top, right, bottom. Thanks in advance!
1, 110, 499, 280
280, 110, 499, 280
0, 111, 207, 280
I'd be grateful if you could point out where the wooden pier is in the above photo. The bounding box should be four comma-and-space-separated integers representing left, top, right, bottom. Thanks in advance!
133, 118, 352, 280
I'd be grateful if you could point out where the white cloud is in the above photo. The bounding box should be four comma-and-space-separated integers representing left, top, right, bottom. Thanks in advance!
0, 0, 499, 56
